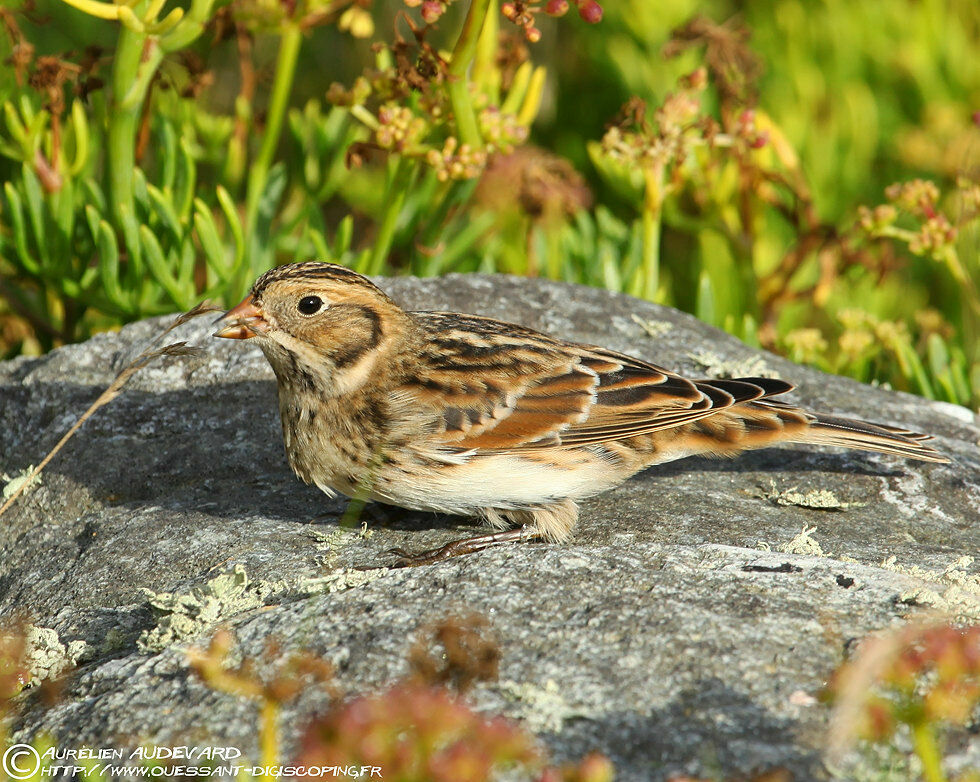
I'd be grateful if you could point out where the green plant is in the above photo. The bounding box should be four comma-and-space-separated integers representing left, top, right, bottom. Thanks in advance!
776, 177, 980, 407
0, 0, 242, 352
188, 628, 336, 779
1, 0, 979, 411
0, 0, 602, 355
587, 53, 980, 407
825, 622, 980, 782
190, 618, 615, 782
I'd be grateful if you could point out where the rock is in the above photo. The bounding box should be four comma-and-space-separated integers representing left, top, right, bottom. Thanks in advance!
1, 274, 978, 780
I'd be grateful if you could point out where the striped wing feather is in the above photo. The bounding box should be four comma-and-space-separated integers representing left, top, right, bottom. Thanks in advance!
540, 350, 796, 448
404, 313, 796, 451
399, 312, 947, 462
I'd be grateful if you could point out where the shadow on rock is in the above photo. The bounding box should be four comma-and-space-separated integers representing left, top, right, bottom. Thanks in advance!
549, 679, 822, 781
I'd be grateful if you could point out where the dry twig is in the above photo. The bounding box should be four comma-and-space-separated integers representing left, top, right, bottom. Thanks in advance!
0, 302, 221, 518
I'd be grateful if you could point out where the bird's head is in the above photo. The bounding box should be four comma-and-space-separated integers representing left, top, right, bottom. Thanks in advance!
215, 262, 410, 395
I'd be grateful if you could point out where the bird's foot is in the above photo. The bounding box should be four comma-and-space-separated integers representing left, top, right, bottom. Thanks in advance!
388, 526, 542, 567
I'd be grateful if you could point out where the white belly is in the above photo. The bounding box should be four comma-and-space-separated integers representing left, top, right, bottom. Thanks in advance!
364, 450, 622, 515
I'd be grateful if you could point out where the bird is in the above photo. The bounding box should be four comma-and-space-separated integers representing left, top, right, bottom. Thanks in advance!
214, 261, 948, 564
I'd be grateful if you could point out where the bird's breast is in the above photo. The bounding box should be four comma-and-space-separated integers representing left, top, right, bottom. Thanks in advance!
276, 387, 376, 488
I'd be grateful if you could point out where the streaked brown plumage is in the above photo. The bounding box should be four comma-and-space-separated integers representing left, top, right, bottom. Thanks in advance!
215, 262, 948, 560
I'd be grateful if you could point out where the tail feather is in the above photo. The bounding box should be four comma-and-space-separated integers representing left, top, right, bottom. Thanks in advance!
791, 411, 949, 463
644, 375, 948, 464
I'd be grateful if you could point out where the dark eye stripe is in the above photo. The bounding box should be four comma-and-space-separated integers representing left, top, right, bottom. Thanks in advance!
330, 304, 383, 368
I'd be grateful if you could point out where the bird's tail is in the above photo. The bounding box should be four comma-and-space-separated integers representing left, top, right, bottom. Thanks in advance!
652, 376, 950, 464
745, 397, 950, 463
795, 411, 949, 463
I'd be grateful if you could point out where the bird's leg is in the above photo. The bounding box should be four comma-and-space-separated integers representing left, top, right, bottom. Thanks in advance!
388, 525, 543, 567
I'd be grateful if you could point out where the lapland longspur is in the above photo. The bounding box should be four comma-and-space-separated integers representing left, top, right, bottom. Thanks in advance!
215, 262, 947, 562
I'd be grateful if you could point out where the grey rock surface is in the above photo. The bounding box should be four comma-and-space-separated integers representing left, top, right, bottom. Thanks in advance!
1, 273, 978, 780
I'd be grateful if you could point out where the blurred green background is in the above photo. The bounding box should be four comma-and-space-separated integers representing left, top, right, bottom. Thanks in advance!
1, 0, 978, 406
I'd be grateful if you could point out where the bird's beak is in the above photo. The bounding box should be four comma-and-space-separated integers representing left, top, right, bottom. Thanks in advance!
214, 295, 268, 339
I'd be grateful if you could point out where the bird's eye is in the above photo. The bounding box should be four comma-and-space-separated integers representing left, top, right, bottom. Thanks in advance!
297, 295, 323, 315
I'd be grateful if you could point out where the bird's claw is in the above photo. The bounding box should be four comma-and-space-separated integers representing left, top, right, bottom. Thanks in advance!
385, 528, 542, 568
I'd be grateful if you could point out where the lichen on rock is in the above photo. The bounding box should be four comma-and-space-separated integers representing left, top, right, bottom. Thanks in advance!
138, 565, 275, 653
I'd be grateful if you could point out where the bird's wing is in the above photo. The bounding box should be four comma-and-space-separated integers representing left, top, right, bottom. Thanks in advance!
551, 347, 794, 447
398, 312, 795, 451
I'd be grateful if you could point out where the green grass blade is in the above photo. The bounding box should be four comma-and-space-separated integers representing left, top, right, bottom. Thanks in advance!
3, 181, 40, 274
194, 199, 229, 278
96, 217, 128, 308
139, 224, 187, 309
20, 164, 49, 266
147, 183, 182, 241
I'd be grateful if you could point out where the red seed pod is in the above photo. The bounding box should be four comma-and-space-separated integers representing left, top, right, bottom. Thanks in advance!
525, 25, 542, 42
577, 0, 603, 23
545, 0, 569, 16
501, 2, 518, 20
682, 66, 708, 91
421, 0, 443, 22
